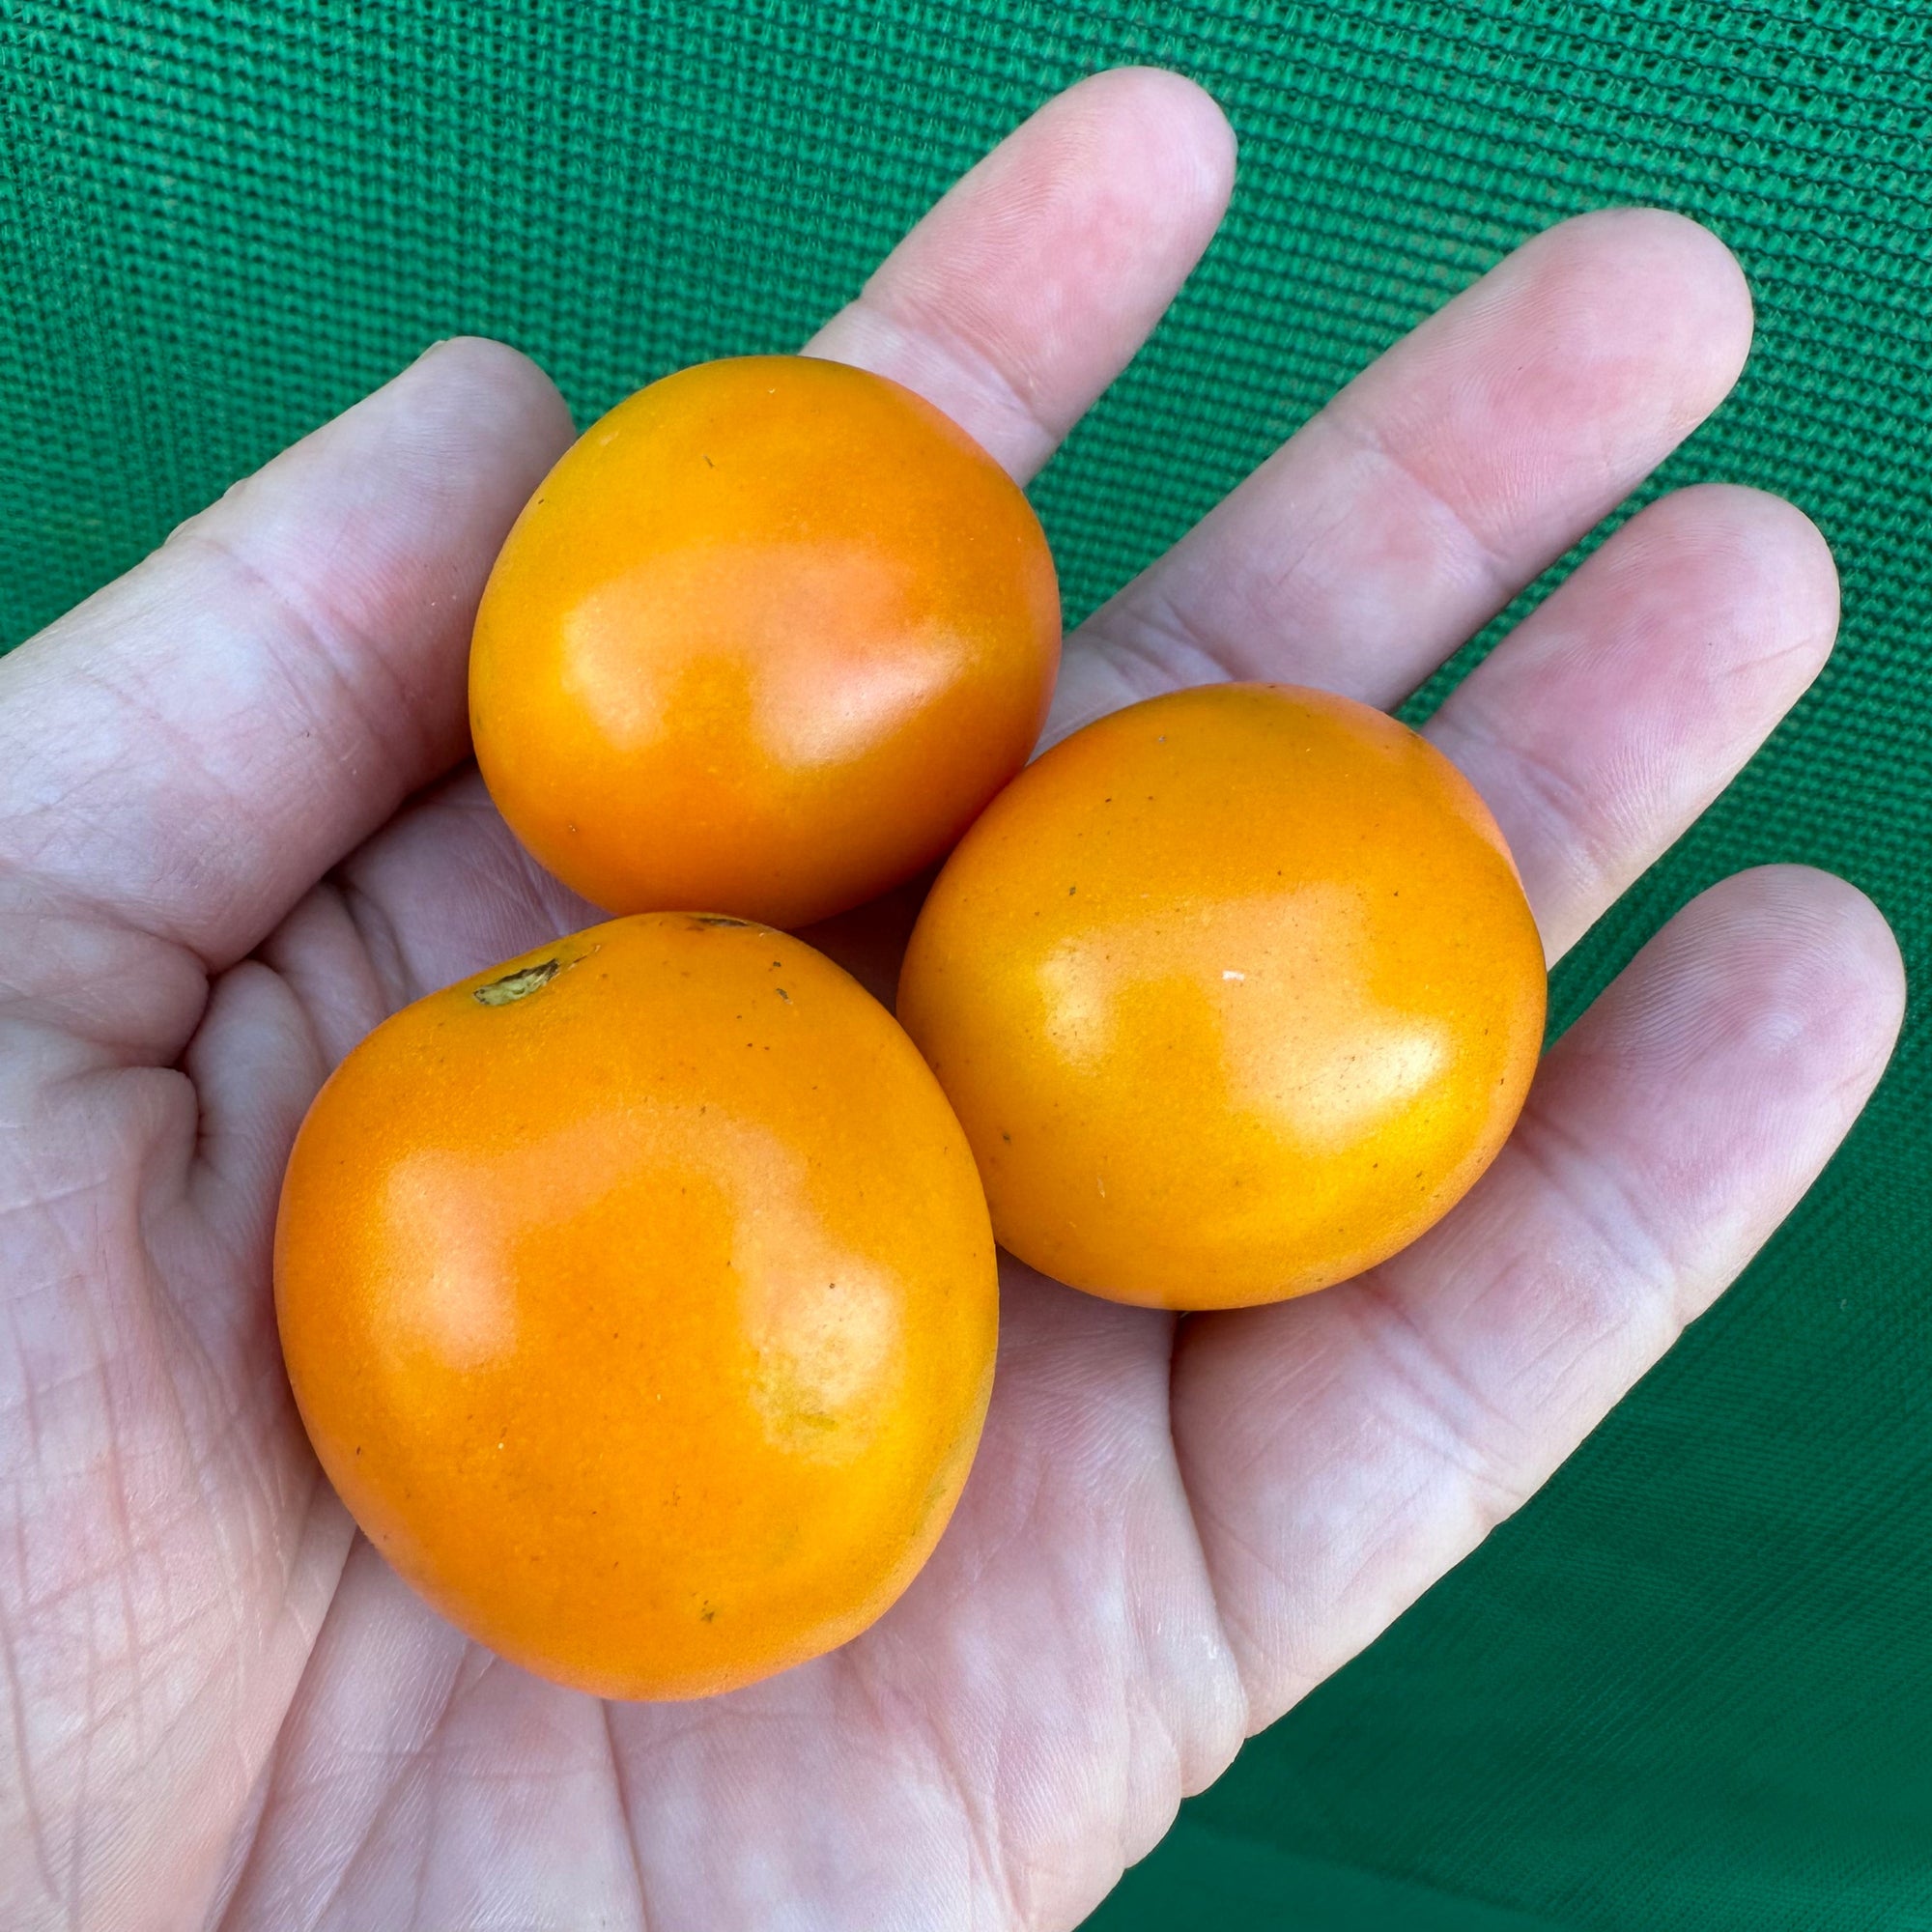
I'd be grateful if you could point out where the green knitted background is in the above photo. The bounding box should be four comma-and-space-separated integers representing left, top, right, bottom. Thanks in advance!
5, 4, 1928, 1927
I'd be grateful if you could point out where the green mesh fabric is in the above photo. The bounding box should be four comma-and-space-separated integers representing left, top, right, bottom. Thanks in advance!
5, 4, 1928, 1927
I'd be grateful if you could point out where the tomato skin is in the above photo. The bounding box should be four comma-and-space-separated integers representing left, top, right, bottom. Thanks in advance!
896, 683, 1548, 1311
273, 913, 998, 1700
469, 355, 1061, 929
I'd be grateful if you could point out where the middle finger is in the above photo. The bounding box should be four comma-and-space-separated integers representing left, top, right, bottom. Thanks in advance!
1049, 207, 1752, 740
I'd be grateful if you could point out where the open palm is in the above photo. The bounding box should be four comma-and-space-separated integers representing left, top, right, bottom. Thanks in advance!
0, 70, 1903, 1932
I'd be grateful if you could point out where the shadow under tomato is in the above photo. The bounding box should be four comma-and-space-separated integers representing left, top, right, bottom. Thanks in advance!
794, 863, 941, 1013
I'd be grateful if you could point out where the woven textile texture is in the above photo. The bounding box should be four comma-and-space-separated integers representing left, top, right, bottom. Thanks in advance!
5, 3, 1930, 1927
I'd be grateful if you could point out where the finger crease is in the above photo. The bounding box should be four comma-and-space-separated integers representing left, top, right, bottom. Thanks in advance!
845, 292, 1059, 463
1315, 397, 1520, 607
168, 526, 441, 793
1077, 586, 1241, 718
1508, 1100, 1685, 1316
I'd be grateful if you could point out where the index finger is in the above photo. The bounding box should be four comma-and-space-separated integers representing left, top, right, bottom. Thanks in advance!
807, 66, 1234, 480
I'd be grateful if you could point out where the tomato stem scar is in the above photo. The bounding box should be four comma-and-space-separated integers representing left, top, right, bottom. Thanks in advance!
473, 959, 562, 1006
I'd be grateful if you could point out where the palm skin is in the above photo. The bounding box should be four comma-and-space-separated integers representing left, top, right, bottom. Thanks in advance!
0, 68, 1904, 1932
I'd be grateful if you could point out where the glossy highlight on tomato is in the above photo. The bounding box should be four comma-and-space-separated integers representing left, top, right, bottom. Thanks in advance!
469, 355, 1061, 928
273, 913, 999, 1700
896, 682, 1548, 1310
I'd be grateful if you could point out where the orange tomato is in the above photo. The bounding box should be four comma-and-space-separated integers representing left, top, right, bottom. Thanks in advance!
469, 355, 1061, 928
896, 683, 1547, 1310
274, 913, 998, 1699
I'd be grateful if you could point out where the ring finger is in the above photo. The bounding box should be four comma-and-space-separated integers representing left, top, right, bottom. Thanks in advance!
1425, 480, 1837, 960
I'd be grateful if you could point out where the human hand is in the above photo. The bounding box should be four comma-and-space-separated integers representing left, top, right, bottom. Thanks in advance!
0, 68, 1902, 1932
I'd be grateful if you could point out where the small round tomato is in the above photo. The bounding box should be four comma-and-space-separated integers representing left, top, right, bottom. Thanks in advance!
274, 913, 998, 1700
896, 683, 1547, 1310
469, 355, 1061, 928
